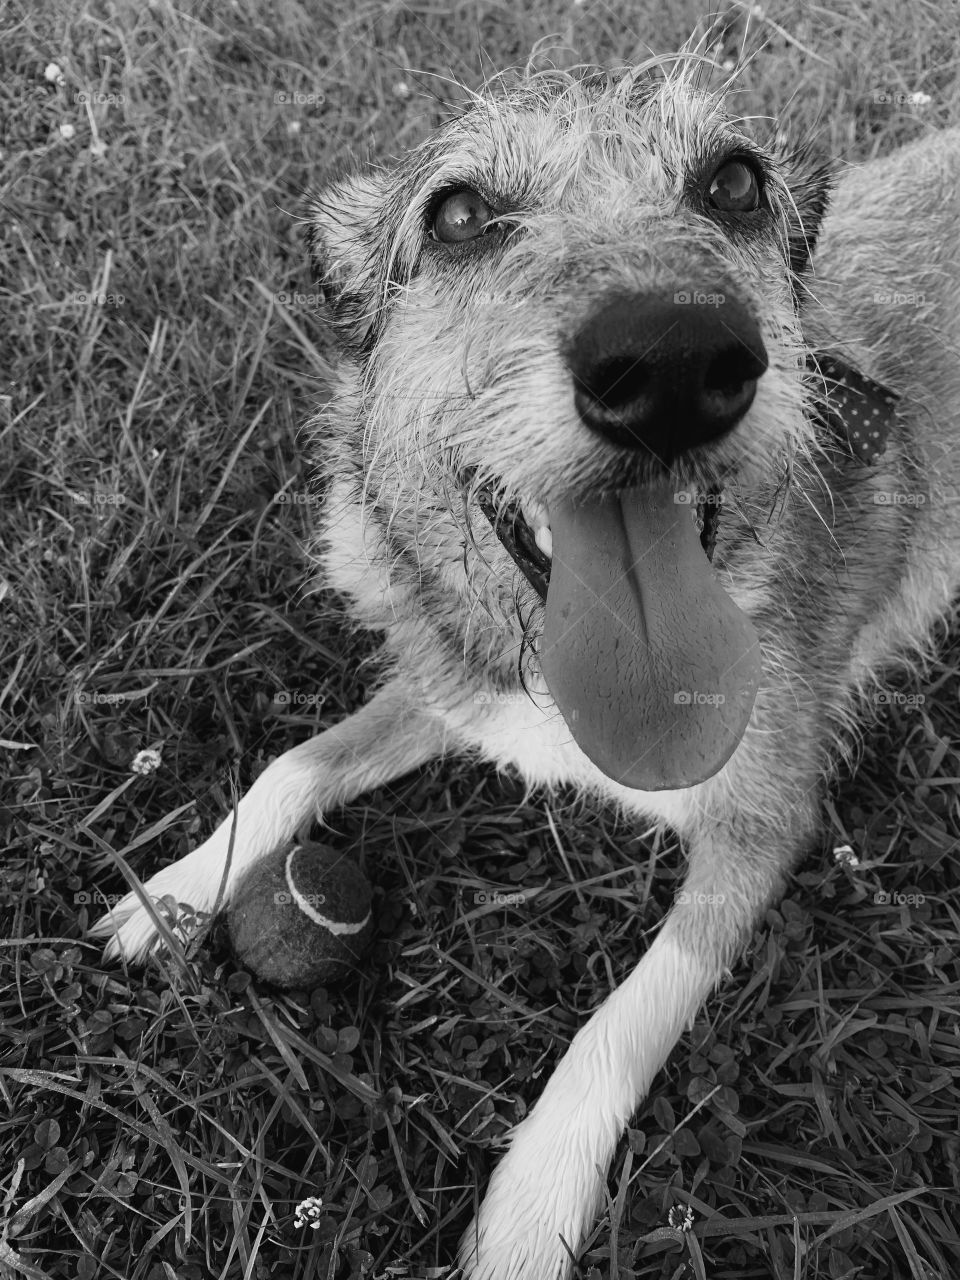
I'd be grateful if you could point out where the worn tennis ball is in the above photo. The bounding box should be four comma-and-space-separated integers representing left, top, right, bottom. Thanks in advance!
228, 841, 374, 988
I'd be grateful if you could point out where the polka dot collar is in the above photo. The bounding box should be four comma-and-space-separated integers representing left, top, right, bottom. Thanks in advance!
806, 353, 899, 465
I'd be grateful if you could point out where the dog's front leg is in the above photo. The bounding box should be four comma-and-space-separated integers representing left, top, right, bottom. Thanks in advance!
91, 677, 447, 962
458, 807, 816, 1280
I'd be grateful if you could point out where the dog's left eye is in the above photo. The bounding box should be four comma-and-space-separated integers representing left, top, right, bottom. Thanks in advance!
707, 158, 761, 212
431, 188, 496, 243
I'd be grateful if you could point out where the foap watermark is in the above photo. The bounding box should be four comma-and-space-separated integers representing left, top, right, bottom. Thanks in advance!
274, 890, 326, 906
873, 290, 926, 306
674, 490, 723, 506
675, 890, 726, 906
74, 889, 127, 907
474, 889, 527, 908
874, 690, 925, 707
874, 490, 927, 506
75, 90, 125, 106
274, 490, 321, 506
673, 289, 725, 307
468, 288, 531, 313
274, 89, 325, 106
872, 90, 932, 107
474, 690, 527, 705
275, 291, 323, 307
874, 890, 925, 907
673, 690, 726, 706
70, 291, 125, 306
75, 690, 125, 706
71, 490, 126, 506
273, 690, 327, 708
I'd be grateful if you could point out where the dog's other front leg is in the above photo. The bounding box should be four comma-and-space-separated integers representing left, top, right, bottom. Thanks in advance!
458, 801, 818, 1280
92, 677, 447, 962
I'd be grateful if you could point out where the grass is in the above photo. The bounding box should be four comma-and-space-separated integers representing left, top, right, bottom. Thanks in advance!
2, 1, 960, 1277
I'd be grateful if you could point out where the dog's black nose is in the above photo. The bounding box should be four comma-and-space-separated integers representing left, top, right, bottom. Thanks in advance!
566, 292, 768, 460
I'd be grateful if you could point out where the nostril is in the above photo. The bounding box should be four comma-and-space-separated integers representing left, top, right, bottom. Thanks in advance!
577, 356, 649, 410
703, 344, 767, 397
703, 359, 746, 397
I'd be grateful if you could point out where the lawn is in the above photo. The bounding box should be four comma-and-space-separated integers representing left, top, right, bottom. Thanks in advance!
2, 1, 960, 1278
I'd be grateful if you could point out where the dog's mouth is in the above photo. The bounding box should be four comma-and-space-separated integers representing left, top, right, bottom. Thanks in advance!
477, 485, 728, 600
475, 479, 761, 793
476, 486, 554, 601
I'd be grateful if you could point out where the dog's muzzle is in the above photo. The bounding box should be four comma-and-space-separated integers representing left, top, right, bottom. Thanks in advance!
565, 291, 768, 460
474, 335, 899, 796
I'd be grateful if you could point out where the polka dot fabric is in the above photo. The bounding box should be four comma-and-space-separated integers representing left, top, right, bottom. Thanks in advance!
807, 353, 899, 465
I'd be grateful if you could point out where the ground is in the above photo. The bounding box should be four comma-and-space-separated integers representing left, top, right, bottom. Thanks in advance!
2, 2, 960, 1278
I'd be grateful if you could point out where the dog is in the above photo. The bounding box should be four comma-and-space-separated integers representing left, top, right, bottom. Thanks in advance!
92, 54, 960, 1280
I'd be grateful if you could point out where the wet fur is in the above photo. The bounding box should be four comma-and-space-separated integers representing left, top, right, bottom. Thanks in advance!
94, 57, 960, 1280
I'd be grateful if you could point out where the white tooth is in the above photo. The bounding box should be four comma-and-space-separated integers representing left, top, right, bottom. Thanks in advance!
535, 523, 553, 558
522, 497, 548, 530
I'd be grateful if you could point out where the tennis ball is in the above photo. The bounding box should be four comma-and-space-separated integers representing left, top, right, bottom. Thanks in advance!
228, 841, 373, 988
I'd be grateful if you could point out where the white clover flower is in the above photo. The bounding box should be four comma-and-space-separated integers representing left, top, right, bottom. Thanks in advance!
131, 748, 162, 775
293, 1196, 324, 1229
58, 122, 76, 140
833, 844, 860, 869
45, 62, 65, 86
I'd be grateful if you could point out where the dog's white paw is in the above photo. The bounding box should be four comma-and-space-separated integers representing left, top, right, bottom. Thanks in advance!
91, 899, 180, 963
456, 1113, 604, 1280
91, 751, 324, 963
89, 837, 238, 962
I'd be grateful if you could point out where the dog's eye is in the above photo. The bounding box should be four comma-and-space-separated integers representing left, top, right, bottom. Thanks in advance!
707, 158, 761, 212
431, 188, 495, 243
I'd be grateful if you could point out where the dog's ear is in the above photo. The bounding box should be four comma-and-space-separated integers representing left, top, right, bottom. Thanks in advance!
773, 136, 834, 278
307, 167, 391, 352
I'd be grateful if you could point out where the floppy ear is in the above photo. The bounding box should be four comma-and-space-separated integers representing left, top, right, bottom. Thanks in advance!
307, 168, 392, 352
774, 135, 834, 278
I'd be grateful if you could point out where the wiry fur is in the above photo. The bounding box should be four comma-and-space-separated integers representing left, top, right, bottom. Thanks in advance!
94, 53, 960, 1280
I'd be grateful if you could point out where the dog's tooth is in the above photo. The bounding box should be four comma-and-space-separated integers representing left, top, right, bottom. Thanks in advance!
518, 495, 552, 556
522, 497, 548, 528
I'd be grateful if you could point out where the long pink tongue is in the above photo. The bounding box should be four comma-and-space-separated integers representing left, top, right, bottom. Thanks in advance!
540, 486, 761, 790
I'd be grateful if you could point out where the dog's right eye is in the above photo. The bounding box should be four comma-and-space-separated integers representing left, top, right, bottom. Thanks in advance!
430, 188, 496, 244
707, 158, 762, 212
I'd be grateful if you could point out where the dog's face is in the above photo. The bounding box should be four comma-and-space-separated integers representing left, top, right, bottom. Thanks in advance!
309, 64, 834, 790
310, 65, 831, 496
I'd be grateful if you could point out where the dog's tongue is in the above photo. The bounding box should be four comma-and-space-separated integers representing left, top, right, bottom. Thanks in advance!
540, 486, 761, 790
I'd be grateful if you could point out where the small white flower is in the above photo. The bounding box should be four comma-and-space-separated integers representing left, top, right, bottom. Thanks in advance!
293, 1196, 324, 1229
131, 748, 162, 776
59, 122, 76, 140
44, 62, 65, 86
392, 80, 411, 100
833, 844, 859, 869
667, 1204, 696, 1232
286, 119, 301, 135
89, 137, 107, 159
